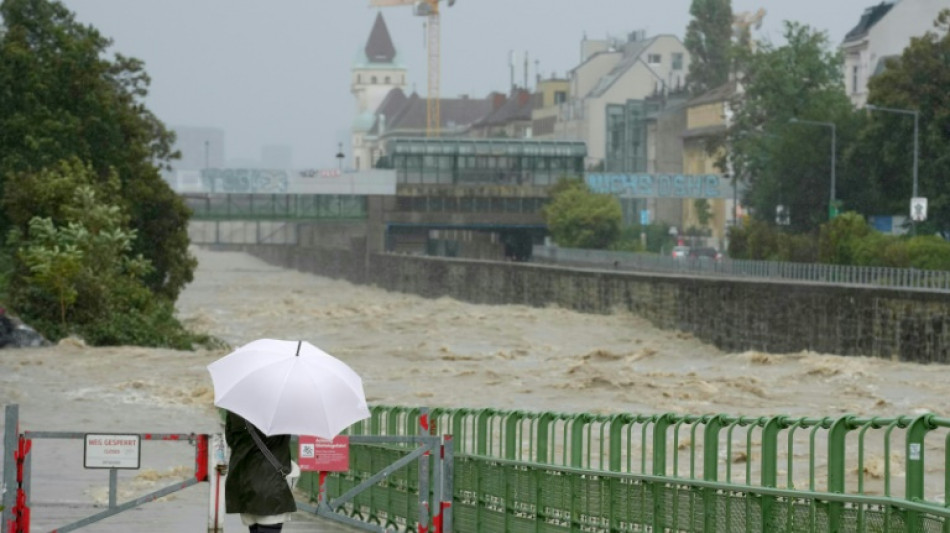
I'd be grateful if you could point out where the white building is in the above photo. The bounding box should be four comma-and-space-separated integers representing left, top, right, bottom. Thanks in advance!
840, 0, 948, 107
554, 31, 691, 168
351, 13, 408, 171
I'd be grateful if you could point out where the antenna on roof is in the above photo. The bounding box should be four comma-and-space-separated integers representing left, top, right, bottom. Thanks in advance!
523, 51, 529, 90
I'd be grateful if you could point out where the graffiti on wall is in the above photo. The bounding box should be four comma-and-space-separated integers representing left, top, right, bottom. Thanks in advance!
200, 169, 289, 193
586, 173, 723, 199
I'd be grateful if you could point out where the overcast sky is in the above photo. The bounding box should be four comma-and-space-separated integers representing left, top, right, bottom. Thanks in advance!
62, 0, 876, 168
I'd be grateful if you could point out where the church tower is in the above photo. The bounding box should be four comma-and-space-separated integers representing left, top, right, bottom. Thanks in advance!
351, 13, 407, 170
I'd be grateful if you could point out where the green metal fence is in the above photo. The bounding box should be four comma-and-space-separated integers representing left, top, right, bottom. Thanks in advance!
304, 406, 950, 532
184, 193, 367, 220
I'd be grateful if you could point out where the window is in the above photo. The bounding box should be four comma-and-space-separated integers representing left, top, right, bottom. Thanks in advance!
385, 76, 390, 84
852, 66, 859, 94
672, 53, 683, 71
647, 53, 661, 65
357, 74, 362, 84
554, 91, 567, 104
371, 76, 377, 84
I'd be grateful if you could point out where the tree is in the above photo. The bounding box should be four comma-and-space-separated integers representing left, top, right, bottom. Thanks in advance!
3, 159, 207, 347
0, 0, 195, 300
728, 22, 857, 232
848, 9, 950, 237
684, 0, 734, 96
542, 178, 622, 249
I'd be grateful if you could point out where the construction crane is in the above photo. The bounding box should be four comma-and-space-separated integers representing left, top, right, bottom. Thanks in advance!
369, 0, 455, 137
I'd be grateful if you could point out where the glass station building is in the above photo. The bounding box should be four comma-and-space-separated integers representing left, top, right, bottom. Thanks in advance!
380, 137, 587, 186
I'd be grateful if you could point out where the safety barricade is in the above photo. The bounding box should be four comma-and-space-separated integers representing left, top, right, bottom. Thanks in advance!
1, 404, 228, 533
297, 407, 454, 532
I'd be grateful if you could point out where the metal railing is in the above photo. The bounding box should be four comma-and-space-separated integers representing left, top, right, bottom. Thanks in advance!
533, 245, 950, 292
322, 406, 950, 532
184, 193, 367, 221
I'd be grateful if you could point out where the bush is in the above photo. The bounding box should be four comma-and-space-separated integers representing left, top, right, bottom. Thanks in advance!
907, 236, 950, 270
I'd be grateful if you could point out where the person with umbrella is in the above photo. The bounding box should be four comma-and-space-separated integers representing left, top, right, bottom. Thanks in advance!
208, 338, 372, 532
224, 410, 296, 532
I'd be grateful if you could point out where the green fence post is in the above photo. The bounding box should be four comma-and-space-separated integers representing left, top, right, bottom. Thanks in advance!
703, 415, 725, 532
476, 409, 493, 456
451, 409, 468, 456
760, 416, 785, 530
609, 414, 633, 472
536, 413, 554, 465
571, 414, 590, 469
906, 414, 936, 532
504, 411, 524, 461
653, 414, 674, 532
827, 415, 854, 532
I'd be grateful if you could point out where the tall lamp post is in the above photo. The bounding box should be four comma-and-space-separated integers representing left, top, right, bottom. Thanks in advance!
790, 118, 837, 220
866, 104, 920, 233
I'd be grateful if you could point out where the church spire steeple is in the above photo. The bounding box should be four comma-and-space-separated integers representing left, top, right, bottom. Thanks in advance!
364, 12, 396, 64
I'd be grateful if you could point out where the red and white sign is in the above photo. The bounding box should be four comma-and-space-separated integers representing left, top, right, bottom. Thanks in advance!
84, 433, 141, 469
298, 436, 350, 472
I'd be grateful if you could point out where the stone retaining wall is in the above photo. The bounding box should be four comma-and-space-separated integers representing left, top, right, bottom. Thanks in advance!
221, 244, 950, 363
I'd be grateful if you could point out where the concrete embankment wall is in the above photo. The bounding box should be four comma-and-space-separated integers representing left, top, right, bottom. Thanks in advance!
218, 244, 950, 363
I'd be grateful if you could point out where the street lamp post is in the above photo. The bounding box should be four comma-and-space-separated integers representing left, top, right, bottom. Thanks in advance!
866, 104, 920, 233
790, 118, 837, 220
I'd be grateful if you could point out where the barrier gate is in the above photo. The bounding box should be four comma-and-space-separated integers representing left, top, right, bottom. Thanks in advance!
2, 405, 453, 532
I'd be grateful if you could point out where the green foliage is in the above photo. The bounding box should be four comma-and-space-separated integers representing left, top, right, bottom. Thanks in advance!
728, 217, 818, 262
730, 211, 949, 270
906, 236, 950, 271
818, 212, 871, 264
543, 178, 622, 249
3, 159, 203, 348
849, 8, 950, 237
0, 0, 194, 301
610, 223, 675, 254
684, 0, 734, 95
693, 198, 714, 227
729, 22, 856, 233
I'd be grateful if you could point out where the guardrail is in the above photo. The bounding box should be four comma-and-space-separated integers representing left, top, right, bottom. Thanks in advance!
184, 193, 367, 221
319, 406, 950, 532
533, 245, 950, 292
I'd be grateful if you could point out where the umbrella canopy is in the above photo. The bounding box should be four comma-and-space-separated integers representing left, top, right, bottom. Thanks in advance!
208, 339, 370, 438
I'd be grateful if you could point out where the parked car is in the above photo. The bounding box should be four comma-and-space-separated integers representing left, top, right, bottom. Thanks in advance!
689, 247, 722, 261
671, 246, 690, 260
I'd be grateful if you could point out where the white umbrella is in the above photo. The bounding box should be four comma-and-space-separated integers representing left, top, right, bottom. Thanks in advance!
207, 339, 370, 438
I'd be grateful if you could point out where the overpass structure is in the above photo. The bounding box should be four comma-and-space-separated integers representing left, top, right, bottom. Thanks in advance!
180, 138, 588, 261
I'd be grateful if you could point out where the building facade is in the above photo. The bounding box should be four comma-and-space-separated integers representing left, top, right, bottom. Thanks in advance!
681, 82, 739, 245
555, 32, 690, 167
840, 0, 947, 107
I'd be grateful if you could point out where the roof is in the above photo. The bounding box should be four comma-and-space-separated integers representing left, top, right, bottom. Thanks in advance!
364, 12, 396, 64
585, 35, 683, 99
369, 89, 493, 135
476, 89, 533, 127
688, 80, 738, 106
368, 88, 409, 135
843, 1, 896, 43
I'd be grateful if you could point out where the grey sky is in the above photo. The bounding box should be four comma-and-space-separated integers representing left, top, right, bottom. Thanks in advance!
63, 0, 876, 168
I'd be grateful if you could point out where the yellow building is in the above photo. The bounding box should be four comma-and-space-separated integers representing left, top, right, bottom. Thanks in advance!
530, 78, 569, 139
681, 82, 738, 246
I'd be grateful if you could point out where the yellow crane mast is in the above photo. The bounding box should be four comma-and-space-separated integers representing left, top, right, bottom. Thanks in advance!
369, 0, 454, 137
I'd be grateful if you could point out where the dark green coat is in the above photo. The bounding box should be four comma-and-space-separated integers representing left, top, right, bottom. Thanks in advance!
224, 411, 297, 516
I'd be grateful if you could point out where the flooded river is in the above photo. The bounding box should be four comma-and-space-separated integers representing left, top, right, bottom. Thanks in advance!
2, 246, 949, 530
